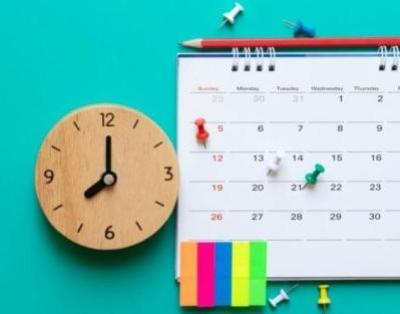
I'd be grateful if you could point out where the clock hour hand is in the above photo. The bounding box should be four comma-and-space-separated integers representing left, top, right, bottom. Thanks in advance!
84, 178, 106, 198
84, 172, 117, 198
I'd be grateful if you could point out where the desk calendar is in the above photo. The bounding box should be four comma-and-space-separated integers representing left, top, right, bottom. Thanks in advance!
176, 51, 400, 280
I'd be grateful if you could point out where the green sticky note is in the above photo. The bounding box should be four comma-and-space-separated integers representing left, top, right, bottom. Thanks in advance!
250, 279, 266, 306
249, 241, 267, 306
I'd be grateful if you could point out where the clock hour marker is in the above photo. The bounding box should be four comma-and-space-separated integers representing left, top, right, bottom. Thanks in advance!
77, 223, 84, 233
132, 119, 139, 129
53, 204, 63, 211
153, 141, 163, 149
51, 145, 61, 152
73, 121, 81, 131
155, 200, 165, 207
135, 221, 143, 231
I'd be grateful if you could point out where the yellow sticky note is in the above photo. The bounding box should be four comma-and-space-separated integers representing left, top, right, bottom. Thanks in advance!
231, 241, 250, 306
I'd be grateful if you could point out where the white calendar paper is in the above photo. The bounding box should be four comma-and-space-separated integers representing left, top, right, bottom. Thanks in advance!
176, 51, 400, 280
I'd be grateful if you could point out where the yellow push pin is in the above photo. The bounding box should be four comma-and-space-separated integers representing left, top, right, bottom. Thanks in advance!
318, 284, 331, 314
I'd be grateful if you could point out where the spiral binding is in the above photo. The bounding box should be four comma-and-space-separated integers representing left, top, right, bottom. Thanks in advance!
378, 46, 400, 71
378, 46, 388, 71
231, 47, 276, 72
231, 46, 399, 72
244, 47, 251, 71
390, 46, 399, 71
267, 47, 276, 71
231, 47, 239, 71
255, 47, 263, 71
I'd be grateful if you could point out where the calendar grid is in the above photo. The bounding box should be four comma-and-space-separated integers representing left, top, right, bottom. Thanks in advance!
177, 52, 400, 279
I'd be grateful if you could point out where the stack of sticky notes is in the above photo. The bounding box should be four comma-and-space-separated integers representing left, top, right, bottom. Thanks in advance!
179, 241, 267, 307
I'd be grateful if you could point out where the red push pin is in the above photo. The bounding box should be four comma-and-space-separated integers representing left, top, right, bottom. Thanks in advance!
195, 118, 209, 148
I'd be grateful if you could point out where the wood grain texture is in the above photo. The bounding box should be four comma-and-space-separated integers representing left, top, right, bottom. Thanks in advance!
35, 103, 179, 250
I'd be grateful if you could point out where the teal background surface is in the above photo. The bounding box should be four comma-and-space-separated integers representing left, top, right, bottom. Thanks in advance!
1, 0, 400, 313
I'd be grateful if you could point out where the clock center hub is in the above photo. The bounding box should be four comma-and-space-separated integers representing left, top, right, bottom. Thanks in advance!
103, 172, 117, 186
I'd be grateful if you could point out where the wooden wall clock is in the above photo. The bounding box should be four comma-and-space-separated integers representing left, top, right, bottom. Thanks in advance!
35, 103, 179, 250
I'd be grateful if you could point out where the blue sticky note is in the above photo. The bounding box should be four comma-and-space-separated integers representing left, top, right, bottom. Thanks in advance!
215, 242, 232, 306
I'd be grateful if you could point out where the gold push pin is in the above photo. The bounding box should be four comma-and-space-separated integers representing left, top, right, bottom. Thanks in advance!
318, 284, 331, 314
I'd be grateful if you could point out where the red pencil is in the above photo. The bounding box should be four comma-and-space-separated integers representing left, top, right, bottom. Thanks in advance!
181, 37, 400, 49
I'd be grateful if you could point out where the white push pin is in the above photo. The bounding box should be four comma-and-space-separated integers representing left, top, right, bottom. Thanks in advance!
219, 3, 244, 28
267, 149, 286, 175
269, 284, 299, 308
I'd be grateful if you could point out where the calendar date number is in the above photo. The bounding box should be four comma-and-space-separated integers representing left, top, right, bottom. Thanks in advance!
210, 213, 223, 221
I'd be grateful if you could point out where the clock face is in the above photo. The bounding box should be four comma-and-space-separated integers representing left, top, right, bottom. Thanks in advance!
35, 104, 179, 250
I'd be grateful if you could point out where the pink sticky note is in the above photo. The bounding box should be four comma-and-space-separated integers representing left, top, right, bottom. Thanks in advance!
197, 242, 215, 307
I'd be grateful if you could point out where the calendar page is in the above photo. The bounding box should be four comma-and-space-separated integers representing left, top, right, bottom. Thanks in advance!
176, 52, 400, 280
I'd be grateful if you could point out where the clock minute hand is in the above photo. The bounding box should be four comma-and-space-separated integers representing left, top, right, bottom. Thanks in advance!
84, 136, 117, 199
105, 135, 112, 172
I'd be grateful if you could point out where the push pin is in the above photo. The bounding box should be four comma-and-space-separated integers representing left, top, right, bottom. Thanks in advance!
269, 284, 299, 308
304, 163, 325, 188
318, 284, 331, 314
195, 118, 209, 148
219, 3, 244, 28
283, 20, 316, 38
267, 149, 286, 175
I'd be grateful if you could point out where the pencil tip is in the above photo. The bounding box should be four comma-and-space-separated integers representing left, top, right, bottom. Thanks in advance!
181, 38, 202, 48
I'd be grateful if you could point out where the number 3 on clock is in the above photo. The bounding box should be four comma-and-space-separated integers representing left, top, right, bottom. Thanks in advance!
164, 166, 174, 181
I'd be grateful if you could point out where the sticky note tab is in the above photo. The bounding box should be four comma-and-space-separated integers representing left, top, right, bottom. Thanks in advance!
197, 242, 215, 307
180, 242, 197, 306
180, 240, 267, 308
232, 241, 250, 306
215, 242, 232, 306
249, 241, 267, 306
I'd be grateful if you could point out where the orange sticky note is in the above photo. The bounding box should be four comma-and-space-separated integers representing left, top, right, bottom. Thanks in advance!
180, 242, 197, 306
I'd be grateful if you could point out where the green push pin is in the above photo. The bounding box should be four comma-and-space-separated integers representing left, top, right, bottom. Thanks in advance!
304, 163, 325, 188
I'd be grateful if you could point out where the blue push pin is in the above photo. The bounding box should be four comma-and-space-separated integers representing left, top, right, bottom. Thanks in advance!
283, 20, 316, 38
